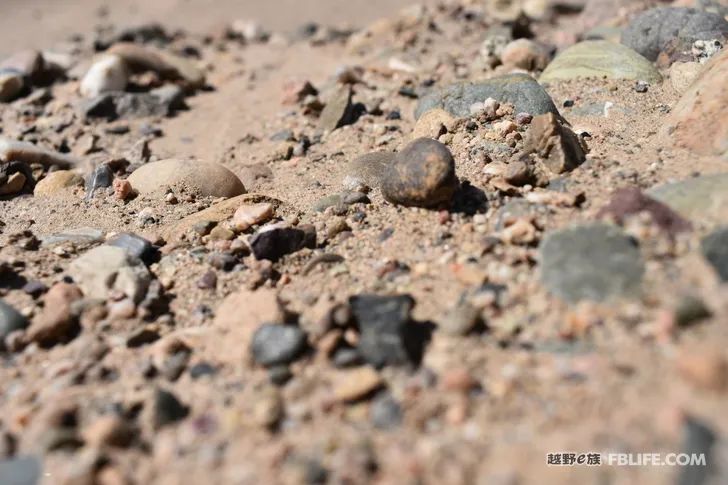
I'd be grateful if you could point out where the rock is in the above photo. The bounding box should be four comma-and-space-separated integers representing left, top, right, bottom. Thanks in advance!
669, 61, 702, 93
80, 90, 186, 120
0, 137, 78, 169
540, 41, 662, 83
343, 152, 394, 191
317, 86, 356, 133
153, 388, 189, 429
648, 173, 728, 223
0, 69, 24, 102
349, 294, 426, 368
441, 301, 484, 336
596, 187, 691, 237
312, 191, 369, 213
26, 283, 82, 346
332, 366, 384, 402
34, 170, 83, 196
127, 158, 246, 198
249, 225, 316, 262
501, 39, 551, 70
68, 246, 151, 303
0, 300, 27, 348
621, 7, 728, 61
414, 74, 559, 120
251, 323, 307, 367
381, 138, 458, 208
0, 456, 41, 485
523, 113, 585, 174
208, 226, 234, 241
1, 50, 44, 81
701, 227, 728, 282
113, 178, 132, 200
674, 295, 711, 327
662, 48, 728, 157
539, 223, 644, 303
0, 172, 27, 196
411, 109, 458, 140
231, 203, 274, 232
370, 392, 402, 429
85, 164, 113, 198
41, 227, 105, 246
79, 55, 129, 98
108, 42, 205, 88
107, 232, 156, 264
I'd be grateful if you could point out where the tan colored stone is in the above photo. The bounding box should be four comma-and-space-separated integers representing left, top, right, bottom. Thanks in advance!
411, 108, 458, 140
34, 170, 83, 196
669, 61, 702, 93
127, 158, 246, 198
231, 203, 274, 232
332, 366, 383, 402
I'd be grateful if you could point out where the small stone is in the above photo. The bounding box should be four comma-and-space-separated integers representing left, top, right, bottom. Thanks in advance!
231, 203, 274, 232
153, 388, 189, 429
128, 158, 246, 198
189, 362, 217, 379
674, 295, 711, 328
634, 80, 649, 93
313, 191, 369, 213
501, 39, 550, 70
112, 178, 132, 200
332, 347, 363, 368
252, 387, 283, 429
249, 225, 316, 262
268, 365, 293, 386
192, 221, 216, 236
251, 323, 307, 367
0, 69, 24, 103
208, 226, 235, 241
381, 138, 458, 208
503, 160, 532, 186
332, 366, 384, 402
515, 112, 533, 125
85, 164, 113, 198
523, 113, 585, 174
80, 55, 129, 98
22, 280, 47, 298
343, 152, 394, 191
107, 42, 205, 88
1, 50, 44, 80
34, 170, 83, 196
317, 86, 356, 133
0, 300, 28, 348
369, 393, 402, 429
68, 245, 151, 303
701, 227, 728, 282
596, 187, 691, 237
196, 271, 217, 290
539, 223, 644, 303
411, 108, 457, 140
26, 283, 83, 346
106, 232, 155, 263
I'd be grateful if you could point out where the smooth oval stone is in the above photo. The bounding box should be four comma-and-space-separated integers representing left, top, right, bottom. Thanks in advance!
540, 41, 662, 83
648, 173, 728, 223
381, 138, 457, 208
621, 7, 728, 61
0, 69, 24, 103
34, 170, 83, 196
539, 223, 644, 303
662, 48, 728, 157
128, 159, 246, 198
414, 73, 559, 119
251, 323, 307, 367
343, 151, 394, 190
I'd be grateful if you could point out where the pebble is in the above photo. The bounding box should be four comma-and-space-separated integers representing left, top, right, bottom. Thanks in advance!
41, 227, 105, 246
523, 113, 585, 174
441, 301, 483, 336
26, 283, 82, 346
106, 232, 156, 263
108, 42, 205, 88
597, 187, 691, 237
231, 203, 274, 232
674, 295, 711, 328
1, 50, 44, 81
68, 245, 152, 303
669, 61, 701, 93
113, 178, 132, 200
127, 158, 246, 198
251, 323, 307, 367
153, 388, 189, 429
33, 170, 83, 196
500, 38, 551, 70
0, 171, 27, 196
0, 300, 28, 348
343, 151, 394, 191
349, 294, 423, 368
414, 73, 559, 120
539, 223, 645, 303
540, 41, 662, 83
381, 138, 458, 208
85, 164, 113, 198
196, 271, 217, 290
79, 54, 128, 98
0, 69, 24, 102
621, 7, 728, 61
332, 366, 383, 402
369, 392, 402, 429
411, 108, 458, 140
249, 225, 316, 262
208, 226, 235, 241
701, 227, 728, 282
317, 86, 355, 133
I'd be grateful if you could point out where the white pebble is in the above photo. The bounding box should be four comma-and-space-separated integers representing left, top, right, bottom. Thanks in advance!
80, 55, 128, 98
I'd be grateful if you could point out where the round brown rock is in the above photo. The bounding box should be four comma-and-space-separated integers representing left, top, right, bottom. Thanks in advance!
128, 158, 246, 198
381, 138, 457, 208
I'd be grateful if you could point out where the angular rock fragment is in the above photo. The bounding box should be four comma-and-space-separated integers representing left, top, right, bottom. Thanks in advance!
523, 113, 585, 174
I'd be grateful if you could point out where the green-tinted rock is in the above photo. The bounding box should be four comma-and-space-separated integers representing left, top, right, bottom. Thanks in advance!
648, 173, 728, 223
414, 73, 559, 119
540, 41, 662, 83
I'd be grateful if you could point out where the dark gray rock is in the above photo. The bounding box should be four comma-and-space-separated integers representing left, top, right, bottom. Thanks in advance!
0, 300, 27, 348
107, 232, 156, 264
0, 455, 41, 485
249, 225, 316, 262
381, 138, 458, 208
539, 223, 644, 303
153, 388, 189, 429
370, 392, 403, 429
317, 86, 355, 133
701, 227, 728, 282
414, 73, 559, 120
621, 7, 728, 61
350, 294, 429, 368
251, 323, 307, 367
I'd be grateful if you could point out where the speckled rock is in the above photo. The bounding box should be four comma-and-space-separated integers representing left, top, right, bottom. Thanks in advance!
251, 323, 307, 367
34, 170, 83, 196
540, 41, 662, 83
128, 158, 246, 198
381, 138, 457, 208
414, 73, 559, 119
343, 151, 394, 191
539, 223, 644, 303
317, 86, 355, 133
68, 245, 151, 303
411, 108, 458, 140
621, 7, 728, 61
79, 55, 129, 98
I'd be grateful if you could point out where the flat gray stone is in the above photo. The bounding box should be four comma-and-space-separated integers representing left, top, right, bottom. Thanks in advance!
648, 173, 728, 223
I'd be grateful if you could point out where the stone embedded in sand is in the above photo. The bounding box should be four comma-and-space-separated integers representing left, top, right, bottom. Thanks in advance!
343, 151, 395, 191
79, 55, 128, 98
317, 86, 355, 133
127, 158, 246, 198
34, 170, 83, 196
414, 73, 559, 120
1, 50, 44, 81
333, 366, 384, 403
0, 300, 27, 348
411, 108, 458, 140
251, 323, 307, 367
701, 227, 728, 282
0, 137, 78, 169
26, 283, 83, 346
0, 69, 24, 102
540, 41, 662, 83
69, 246, 151, 303
648, 173, 728, 223
231, 203, 274, 232
662, 48, 728, 157
523, 113, 585, 174
106, 232, 156, 264
381, 138, 457, 208
107, 42, 205, 88
501, 38, 551, 71
539, 223, 644, 303
621, 7, 728, 61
